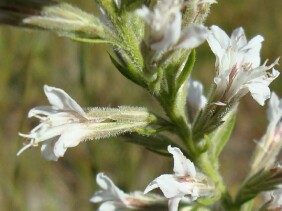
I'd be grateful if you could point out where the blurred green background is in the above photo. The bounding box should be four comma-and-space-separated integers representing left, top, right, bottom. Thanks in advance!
0, 0, 281, 210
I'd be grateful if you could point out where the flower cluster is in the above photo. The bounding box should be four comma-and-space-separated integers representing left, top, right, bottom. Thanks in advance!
207, 26, 279, 106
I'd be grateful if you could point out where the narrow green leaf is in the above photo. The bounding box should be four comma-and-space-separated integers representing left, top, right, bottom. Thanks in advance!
176, 49, 195, 91
208, 113, 236, 163
109, 53, 147, 88
120, 0, 145, 11
70, 36, 117, 45
124, 133, 187, 157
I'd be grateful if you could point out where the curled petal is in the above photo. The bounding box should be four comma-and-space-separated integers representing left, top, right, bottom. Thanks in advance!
44, 85, 86, 116
245, 82, 271, 106
28, 105, 55, 118
168, 145, 196, 177
92, 173, 126, 204
145, 174, 195, 198
41, 138, 60, 161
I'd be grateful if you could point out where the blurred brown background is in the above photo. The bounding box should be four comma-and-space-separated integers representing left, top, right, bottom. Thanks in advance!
0, 0, 281, 210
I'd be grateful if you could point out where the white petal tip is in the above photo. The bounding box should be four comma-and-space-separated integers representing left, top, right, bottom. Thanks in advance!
144, 182, 158, 194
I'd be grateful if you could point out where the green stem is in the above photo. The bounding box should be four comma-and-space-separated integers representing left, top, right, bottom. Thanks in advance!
196, 153, 225, 191
157, 93, 198, 159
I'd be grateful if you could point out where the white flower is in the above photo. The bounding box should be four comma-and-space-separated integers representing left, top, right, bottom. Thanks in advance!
91, 173, 166, 210
136, 0, 208, 55
267, 93, 282, 125
251, 93, 282, 174
187, 79, 207, 111
207, 25, 280, 106
144, 145, 214, 211
18, 85, 150, 161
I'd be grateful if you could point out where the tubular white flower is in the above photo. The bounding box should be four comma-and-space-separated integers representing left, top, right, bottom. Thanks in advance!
135, 0, 208, 55
144, 145, 214, 211
251, 93, 282, 174
18, 85, 151, 161
207, 25, 280, 106
91, 173, 166, 210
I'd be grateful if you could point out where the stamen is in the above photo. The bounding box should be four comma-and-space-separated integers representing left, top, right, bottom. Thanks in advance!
17, 142, 33, 156
18, 132, 33, 138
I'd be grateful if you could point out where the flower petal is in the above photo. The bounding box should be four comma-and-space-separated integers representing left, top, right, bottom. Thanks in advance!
145, 174, 194, 198
230, 27, 247, 49
208, 25, 230, 60
91, 173, 126, 203
267, 92, 282, 122
168, 197, 182, 211
52, 124, 93, 158
245, 82, 270, 106
151, 11, 182, 51
28, 105, 56, 118
168, 145, 196, 177
41, 138, 60, 161
44, 85, 86, 116
176, 25, 208, 49
97, 201, 123, 211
